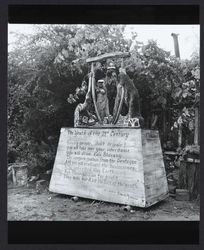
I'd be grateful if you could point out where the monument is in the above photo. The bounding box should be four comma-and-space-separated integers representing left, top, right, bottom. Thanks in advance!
49, 52, 169, 207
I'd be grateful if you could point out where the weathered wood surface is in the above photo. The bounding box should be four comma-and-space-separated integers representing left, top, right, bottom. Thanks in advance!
194, 107, 199, 145
186, 162, 199, 200
175, 189, 190, 201
49, 128, 168, 207
142, 130, 169, 206
86, 52, 130, 63
179, 160, 199, 200
11, 163, 28, 186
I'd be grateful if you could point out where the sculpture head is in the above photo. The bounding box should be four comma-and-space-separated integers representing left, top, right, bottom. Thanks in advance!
97, 79, 105, 88
106, 62, 117, 78
107, 62, 116, 70
119, 67, 126, 74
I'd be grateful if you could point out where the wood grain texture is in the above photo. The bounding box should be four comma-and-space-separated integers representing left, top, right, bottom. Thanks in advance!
49, 128, 168, 207
142, 130, 169, 206
179, 160, 199, 200
86, 52, 130, 63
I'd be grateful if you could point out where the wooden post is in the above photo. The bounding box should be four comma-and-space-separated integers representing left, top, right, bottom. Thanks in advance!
163, 110, 166, 142
178, 106, 200, 199
186, 158, 200, 200
91, 62, 102, 124
178, 123, 182, 147
12, 167, 17, 185
121, 58, 124, 69
194, 107, 199, 145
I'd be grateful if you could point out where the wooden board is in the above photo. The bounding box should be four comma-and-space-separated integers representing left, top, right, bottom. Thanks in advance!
86, 52, 130, 63
49, 128, 168, 207
142, 130, 169, 206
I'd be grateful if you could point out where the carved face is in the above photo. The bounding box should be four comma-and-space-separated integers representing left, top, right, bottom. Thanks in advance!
97, 80, 105, 88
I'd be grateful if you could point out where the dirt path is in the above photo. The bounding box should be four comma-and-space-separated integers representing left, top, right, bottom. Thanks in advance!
8, 186, 199, 221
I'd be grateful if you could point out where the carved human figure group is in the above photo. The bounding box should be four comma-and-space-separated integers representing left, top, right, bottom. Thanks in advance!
74, 57, 143, 128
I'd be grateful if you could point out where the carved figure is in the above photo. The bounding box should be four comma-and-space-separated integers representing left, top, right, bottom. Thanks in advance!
112, 68, 142, 125
74, 71, 97, 127
72, 52, 143, 127
96, 79, 110, 121
74, 98, 96, 127
105, 62, 118, 115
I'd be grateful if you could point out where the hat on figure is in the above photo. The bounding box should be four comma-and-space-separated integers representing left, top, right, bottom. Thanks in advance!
97, 79, 105, 83
107, 61, 116, 70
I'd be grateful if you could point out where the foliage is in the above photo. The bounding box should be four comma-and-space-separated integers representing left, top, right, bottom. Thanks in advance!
125, 41, 200, 146
8, 25, 134, 169
8, 24, 200, 171
170, 52, 200, 144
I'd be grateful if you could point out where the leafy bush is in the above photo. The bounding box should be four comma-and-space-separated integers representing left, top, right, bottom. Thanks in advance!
8, 25, 200, 171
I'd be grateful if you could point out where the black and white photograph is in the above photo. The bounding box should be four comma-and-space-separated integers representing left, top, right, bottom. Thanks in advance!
8, 22, 200, 223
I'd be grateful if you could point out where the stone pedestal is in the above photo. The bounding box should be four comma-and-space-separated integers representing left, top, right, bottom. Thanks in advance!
49, 128, 168, 207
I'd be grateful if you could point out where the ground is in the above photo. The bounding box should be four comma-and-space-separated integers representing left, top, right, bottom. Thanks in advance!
8, 185, 199, 221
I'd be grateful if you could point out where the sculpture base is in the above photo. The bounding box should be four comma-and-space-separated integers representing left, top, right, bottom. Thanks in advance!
76, 114, 143, 128
49, 128, 168, 207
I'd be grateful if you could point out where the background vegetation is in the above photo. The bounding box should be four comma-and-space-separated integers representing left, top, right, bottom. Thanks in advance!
8, 25, 200, 173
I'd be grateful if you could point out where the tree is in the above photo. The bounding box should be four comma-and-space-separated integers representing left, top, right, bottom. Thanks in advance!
8, 25, 200, 171
8, 24, 134, 169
